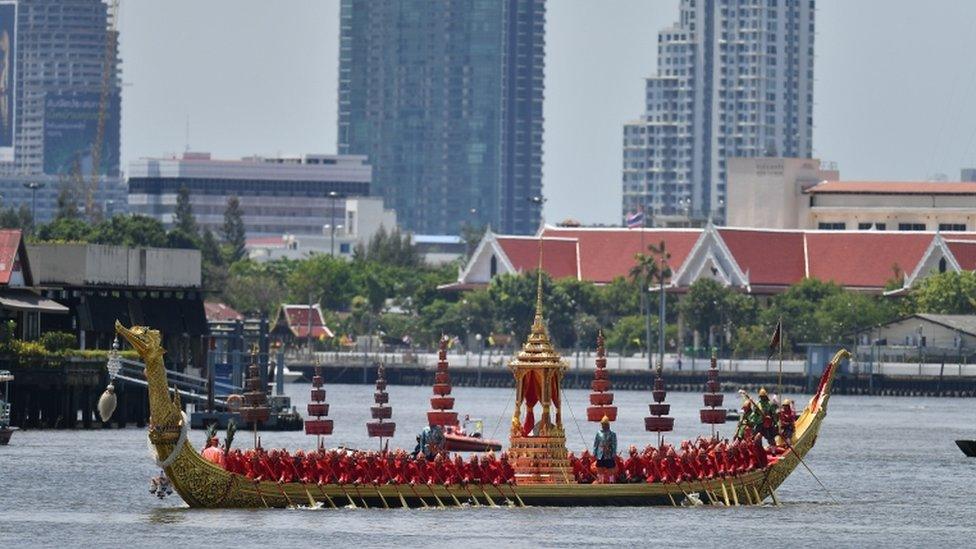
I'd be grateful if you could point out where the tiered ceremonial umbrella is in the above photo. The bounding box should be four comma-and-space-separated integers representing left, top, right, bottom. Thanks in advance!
586, 330, 617, 423
427, 337, 459, 428
699, 350, 726, 436
644, 361, 674, 445
366, 364, 396, 447
304, 366, 334, 448
239, 349, 270, 447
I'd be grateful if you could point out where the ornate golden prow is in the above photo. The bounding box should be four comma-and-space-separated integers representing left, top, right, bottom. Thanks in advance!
114, 321, 182, 437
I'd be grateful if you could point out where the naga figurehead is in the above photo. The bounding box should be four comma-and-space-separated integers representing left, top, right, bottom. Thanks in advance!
115, 321, 184, 442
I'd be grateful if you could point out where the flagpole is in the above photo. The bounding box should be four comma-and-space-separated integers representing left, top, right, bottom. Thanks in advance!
777, 317, 784, 396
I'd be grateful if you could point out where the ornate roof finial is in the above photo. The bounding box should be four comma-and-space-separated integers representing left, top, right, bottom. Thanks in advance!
533, 234, 544, 328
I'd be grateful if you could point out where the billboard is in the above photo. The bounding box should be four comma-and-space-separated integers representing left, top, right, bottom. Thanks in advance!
0, 2, 15, 162
43, 91, 121, 177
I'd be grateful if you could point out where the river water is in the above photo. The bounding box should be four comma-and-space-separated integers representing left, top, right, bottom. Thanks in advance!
1, 384, 974, 548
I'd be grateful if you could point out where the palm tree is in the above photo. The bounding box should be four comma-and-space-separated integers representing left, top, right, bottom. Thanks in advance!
629, 240, 671, 368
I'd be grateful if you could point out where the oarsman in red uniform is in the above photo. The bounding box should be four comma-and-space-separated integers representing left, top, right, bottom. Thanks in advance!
498, 453, 515, 484
623, 446, 644, 483
697, 449, 714, 480
643, 449, 660, 483
567, 451, 582, 482
201, 436, 225, 467
464, 454, 483, 485
578, 450, 595, 484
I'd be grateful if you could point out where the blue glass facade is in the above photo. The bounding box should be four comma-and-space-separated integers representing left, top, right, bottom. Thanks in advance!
338, 0, 545, 235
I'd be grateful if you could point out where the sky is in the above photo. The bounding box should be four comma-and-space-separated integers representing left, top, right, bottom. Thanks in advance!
119, 0, 976, 226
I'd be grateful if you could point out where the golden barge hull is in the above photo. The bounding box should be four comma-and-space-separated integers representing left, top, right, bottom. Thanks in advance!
117, 321, 842, 509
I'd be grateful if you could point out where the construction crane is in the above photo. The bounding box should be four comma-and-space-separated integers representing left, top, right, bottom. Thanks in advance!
87, 0, 119, 221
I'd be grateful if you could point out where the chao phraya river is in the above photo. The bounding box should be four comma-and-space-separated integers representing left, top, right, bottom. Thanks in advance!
2, 384, 974, 548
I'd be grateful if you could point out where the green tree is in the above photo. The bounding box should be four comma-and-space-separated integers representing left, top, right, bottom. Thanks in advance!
760, 278, 842, 349
88, 215, 168, 247
55, 180, 81, 220
0, 205, 32, 231
36, 217, 91, 242
812, 290, 897, 344
286, 254, 355, 311
221, 196, 247, 262
606, 315, 650, 355
912, 271, 976, 315
460, 222, 486, 258
174, 184, 198, 237
679, 278, 756, 349
353, 226, 421, 267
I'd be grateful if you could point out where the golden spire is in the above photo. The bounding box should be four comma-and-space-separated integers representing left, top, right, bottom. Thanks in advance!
533, 233, 544, 330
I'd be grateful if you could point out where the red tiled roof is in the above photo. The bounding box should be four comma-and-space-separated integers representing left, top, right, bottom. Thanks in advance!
246, 236, 288, 248
541, 227, 701, 283
279, 305, 333, 339
806, 181, 976, 195
204, 301, 243, 322
0, 230, 23, 286
804, 232, 933, 288
946, 239, 976, 270
717, 229, 806, 286
495, 237, 579, 280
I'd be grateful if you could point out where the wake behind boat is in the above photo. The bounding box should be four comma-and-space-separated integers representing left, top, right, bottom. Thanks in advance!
115, 269, 846, 508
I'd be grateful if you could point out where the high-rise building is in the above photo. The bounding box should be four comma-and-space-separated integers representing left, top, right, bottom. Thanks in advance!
1, 0, 120, 177
622, 0, 814, 226
0, 0, 124, 224
338, 0, 545, 235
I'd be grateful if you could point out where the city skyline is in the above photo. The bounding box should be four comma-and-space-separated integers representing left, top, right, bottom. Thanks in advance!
119, 0, 976, 228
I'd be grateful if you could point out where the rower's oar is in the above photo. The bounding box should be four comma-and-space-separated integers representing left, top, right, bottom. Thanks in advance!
352, 485, 370, 509
408, 484, 430, 508
444, 485, 463, 507
751, 485, 762, 506
729, 481, 740, 506
275, 482, 296, 507
337, 484, 358, 508
425, 484, 446, 508
490, 483, 511, 506
741, 483, 754, 505
302, 484, 317, 507
253, 480, 270, 508
374, 485, 390, 509
509, 485, 526, 507
719, 481, 731, 506
790, 446, 838, 503
479, 484, 498, 507
314, 483, 338, 509
768, 486, 781, 506
391, 484, 409, 508
666, 489, 677, 507
463, 484, 482, 507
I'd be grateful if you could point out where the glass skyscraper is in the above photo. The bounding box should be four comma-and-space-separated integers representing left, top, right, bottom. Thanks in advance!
622, 0, 814, 226
338, 0, 545, 235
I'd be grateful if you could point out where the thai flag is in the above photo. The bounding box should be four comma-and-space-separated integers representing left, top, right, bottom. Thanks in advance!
626, 209, 645, 228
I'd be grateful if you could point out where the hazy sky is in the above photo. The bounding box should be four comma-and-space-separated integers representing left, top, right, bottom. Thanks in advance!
119, 0, 976, 226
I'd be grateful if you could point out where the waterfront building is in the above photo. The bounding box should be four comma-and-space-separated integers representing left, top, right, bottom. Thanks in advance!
445, 225, 976, 296
128, 152, 386, 238
338, 0, 545, 235
622, 0, 815, 226
28, 241, 207, 368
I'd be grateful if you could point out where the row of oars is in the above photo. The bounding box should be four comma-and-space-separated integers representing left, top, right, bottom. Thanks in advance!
251, 479, 526, 509
663, 479, 780, 507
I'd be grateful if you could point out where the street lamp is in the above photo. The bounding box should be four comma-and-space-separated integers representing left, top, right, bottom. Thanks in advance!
22, 181, 45, 229
327, 191, 345, 257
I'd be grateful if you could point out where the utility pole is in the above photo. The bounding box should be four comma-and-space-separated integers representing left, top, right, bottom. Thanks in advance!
327, 191, 344, 257
22, 181, 45, 230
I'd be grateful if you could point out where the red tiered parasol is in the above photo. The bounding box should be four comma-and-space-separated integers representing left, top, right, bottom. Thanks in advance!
304, 366, 334, 447
586, 330, 617, 423
427, 337, 459, 428
699, 350, 726, 434
366, 364, 396, 444
644, 362, 674, 444
238, 350, 270, 447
